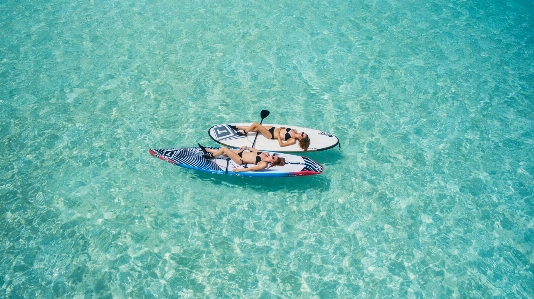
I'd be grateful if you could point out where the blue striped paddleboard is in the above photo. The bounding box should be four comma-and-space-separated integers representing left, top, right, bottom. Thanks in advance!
149, 147, 323, 177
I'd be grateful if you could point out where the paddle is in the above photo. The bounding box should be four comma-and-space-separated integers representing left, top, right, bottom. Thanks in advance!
251, 110, 270, 148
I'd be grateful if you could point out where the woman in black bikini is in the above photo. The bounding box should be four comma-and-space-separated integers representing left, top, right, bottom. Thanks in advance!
198, 144, 286, 172
232, 122, 311, 151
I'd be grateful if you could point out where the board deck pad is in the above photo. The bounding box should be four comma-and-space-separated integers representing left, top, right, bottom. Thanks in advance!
209, 123, 339, 152
149, 147, 323, 177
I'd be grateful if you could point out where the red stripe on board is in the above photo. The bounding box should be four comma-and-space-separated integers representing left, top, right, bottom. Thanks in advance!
291, 170, 323, 176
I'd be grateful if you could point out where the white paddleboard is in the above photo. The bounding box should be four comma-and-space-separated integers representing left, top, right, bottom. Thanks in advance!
208, 123, 339, 152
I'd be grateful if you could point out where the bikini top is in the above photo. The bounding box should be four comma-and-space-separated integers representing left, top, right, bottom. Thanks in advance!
284, 128, 292, 140
238, 150, 263, 164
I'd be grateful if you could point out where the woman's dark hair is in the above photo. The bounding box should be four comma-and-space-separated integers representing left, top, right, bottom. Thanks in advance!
271, 156, 286, 167
298, 135, 310, 151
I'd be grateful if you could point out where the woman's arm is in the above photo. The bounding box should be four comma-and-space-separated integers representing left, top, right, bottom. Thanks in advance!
233, 162, 268, 172
246, 146, 260, 153
239, 146, 259, 153
277, 135, 296, 147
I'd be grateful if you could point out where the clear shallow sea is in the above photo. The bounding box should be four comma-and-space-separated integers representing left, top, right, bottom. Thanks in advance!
1, 0, 533, 297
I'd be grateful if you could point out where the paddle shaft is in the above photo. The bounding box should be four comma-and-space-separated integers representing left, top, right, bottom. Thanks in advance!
251, 110, 270, 149
251, 119, 263, 148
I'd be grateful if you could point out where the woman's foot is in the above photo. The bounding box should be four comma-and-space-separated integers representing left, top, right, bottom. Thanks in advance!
236, 130, 247, 136
198, 143, 214, 158
227, 125, 247, 136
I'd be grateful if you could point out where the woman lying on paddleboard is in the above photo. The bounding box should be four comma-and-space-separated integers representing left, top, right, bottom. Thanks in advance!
198, 144, 286, 172
230, 122, 311, 151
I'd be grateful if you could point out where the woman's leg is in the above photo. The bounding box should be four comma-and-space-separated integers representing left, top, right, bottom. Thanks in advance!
206, 146, 243, 164
236, 122, 274, 139
205, 146, 226, 157
236, 122, 259, 133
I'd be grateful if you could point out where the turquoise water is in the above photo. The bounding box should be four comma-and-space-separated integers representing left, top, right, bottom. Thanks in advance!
1, 0, 533, 297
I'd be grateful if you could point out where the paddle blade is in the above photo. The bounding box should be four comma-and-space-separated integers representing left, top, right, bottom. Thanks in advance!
260, 110, 270, 119
254, 109, 271, 147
